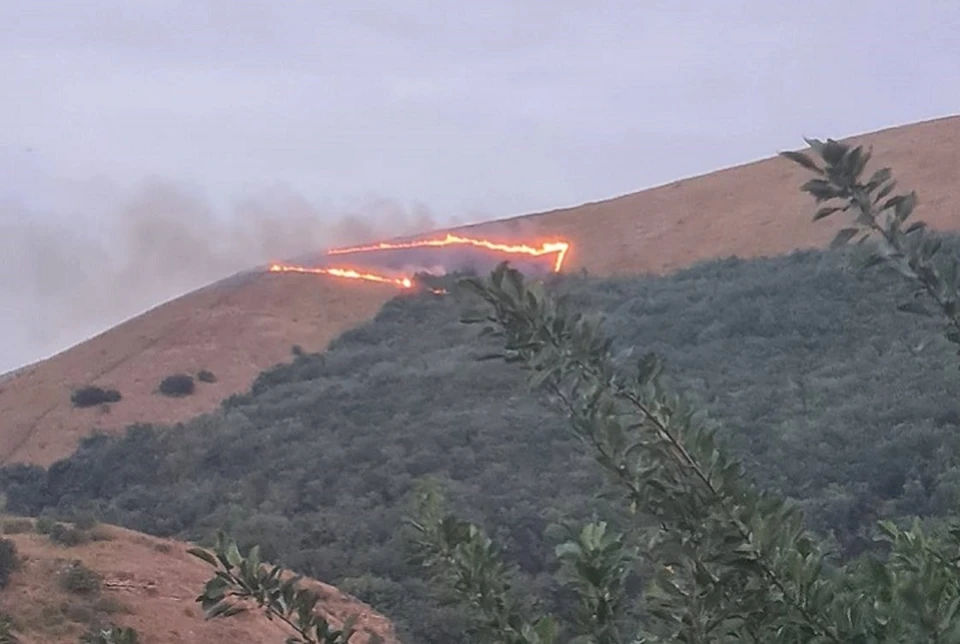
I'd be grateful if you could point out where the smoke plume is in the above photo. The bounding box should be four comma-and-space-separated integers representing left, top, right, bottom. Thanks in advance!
0, 180, 467, 373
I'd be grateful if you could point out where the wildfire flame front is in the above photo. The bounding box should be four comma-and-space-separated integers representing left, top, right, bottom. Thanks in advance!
267, 234, 570, 289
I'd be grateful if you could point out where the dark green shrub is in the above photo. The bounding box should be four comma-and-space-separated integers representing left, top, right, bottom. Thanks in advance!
291, 344, 304, 357
35, 516, 55, 534
71, 386, 121, 408
62, 601, 95, 624
60, 561, 101, 595
0, 612, 17, 644
89, 526, 113, 542
49, 523, 89, 547
1, 518, 33, 534
73, 514, 98, 531
157, 374, 195, 398
0, 538, 19, 588
196, 370, 217, 383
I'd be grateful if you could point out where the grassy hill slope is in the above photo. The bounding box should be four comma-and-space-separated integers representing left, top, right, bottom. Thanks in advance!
0, 274, 394, 466
2, 114, 959, 467
0, 516, 396, 643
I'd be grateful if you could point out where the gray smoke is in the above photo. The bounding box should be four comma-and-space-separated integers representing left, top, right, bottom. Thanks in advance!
0, 180, 469, 372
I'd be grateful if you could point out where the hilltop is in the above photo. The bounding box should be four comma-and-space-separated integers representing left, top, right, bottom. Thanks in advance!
2, 115, 959, 468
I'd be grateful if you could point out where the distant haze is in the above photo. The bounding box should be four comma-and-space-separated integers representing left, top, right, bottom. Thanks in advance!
2, 0, 959, 371
0, 184, 456, 372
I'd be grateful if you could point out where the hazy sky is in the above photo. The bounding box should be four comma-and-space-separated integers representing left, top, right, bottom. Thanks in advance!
2, 0, 959, 372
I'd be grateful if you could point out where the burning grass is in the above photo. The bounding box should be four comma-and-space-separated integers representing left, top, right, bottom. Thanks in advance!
268, 233, 571, 289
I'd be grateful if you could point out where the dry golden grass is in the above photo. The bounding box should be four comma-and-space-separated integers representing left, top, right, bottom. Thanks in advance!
5, 115, 958, 469
0, 517, 396, 644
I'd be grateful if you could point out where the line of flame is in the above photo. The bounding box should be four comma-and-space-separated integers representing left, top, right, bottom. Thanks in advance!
268, 263, 413, 288
327, 233, 570, 272
267, 234, 571, 291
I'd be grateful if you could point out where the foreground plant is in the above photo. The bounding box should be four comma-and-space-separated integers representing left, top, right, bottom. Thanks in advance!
406, 258, 960, 642
81, 626, 140, 644
782, 137, 960, 361
191, 137, 960, 642
188, 533, 360, 643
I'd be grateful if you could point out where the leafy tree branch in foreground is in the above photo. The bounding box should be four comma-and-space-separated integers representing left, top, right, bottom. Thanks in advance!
408, 258, 960, 643
782, 137, 960, 361
188, 138, 960, 642
188, 533, 366, 644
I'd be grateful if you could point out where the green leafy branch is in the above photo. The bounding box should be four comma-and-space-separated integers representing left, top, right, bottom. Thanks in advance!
188, 532, 358, 644
406, 483, 561, 644
457, 263, 850, 642
552, 521, 636, 644
782, 138, 960, 362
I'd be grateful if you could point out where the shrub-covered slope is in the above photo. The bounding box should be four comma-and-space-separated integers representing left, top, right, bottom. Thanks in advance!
3, 115, 958, 469
4, 245, 960, 641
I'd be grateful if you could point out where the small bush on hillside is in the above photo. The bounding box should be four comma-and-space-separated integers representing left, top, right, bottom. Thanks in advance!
60, 561, 101, 595
34, 517, 55, 535
62, 602, 96, 625
196, 369, 217, 383
1, 518, 33, 535
0, 538, 19, 588
71, 386, 121, 408
157, 374, 195, 398
72, 513, 98, 531
49, 523, 89, 547
89, 526, 113, 542
291, 344, 304, 357
0, 613, 17, 644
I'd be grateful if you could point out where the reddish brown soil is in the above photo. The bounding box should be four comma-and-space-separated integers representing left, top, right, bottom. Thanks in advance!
0, 518, 396, 644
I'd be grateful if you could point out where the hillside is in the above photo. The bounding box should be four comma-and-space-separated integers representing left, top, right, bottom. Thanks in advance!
0, 517, 396, 643
2, 114, 959, 467
7, 242, 960, 641
0, 274, 395, 466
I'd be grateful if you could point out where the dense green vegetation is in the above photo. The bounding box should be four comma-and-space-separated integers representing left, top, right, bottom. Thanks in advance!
5, 236, 960, 640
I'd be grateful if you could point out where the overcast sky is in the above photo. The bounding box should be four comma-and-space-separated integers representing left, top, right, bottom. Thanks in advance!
1, 0, 959, 372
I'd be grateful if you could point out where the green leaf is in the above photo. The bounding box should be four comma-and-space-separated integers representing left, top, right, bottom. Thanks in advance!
874, 180, 897, 202
187, 547, 219, 568
813, 206, 843, 221
780, 150, 823, 174
800, 178, 840, 202
225, 541, 243, 568
866, 167, 892, 188
905, 221, 926, 234
830, 228, 859, 249
803, 137, 826, 156
822, 139, 849, 166
895, 191, 917, 221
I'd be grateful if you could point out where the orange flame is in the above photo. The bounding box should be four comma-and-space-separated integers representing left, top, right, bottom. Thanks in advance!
268, 263, 414, 288
267, 234, 570, 290
328, 234, 570, 272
